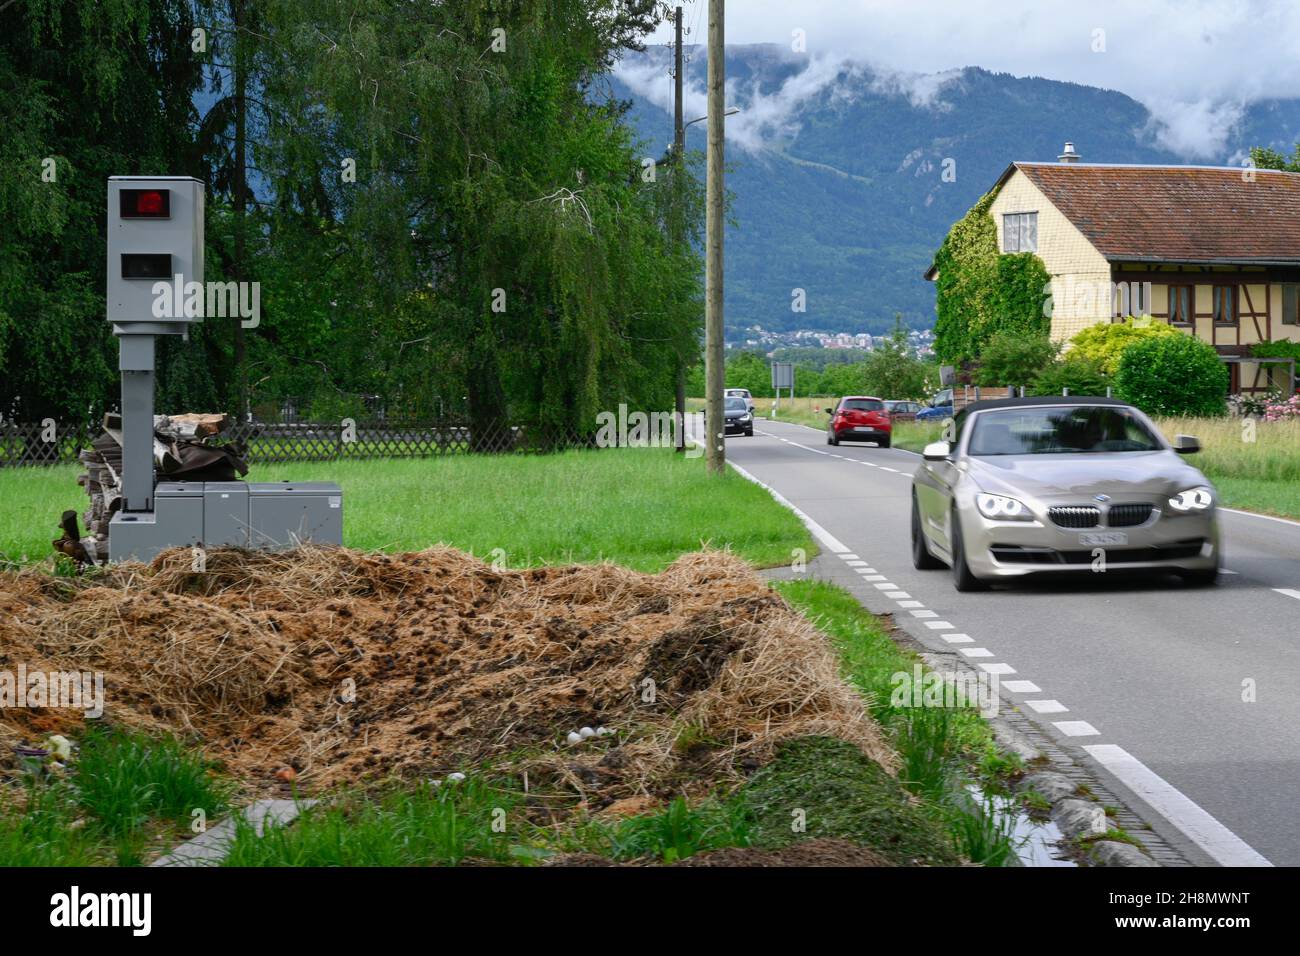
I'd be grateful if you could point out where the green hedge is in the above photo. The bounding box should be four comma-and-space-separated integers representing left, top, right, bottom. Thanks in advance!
1115, 334, 1228, 416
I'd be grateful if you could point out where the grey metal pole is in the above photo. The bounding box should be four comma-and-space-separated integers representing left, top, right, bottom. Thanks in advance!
119, 336, 156, 512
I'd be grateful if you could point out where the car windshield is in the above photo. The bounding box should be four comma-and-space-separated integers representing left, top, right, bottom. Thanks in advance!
968, 406, 1162, 456
725, 397, 748, 411
841, 399, 884, 411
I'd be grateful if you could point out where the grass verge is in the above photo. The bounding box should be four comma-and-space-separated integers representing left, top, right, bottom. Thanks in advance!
0, 727, 231, 866
0, 448, 812, 570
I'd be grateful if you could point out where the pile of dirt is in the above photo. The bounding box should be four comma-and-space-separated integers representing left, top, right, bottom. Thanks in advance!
0, 546, 889, 803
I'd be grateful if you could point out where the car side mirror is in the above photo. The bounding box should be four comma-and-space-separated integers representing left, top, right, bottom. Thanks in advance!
922, 441, 951, 461
1173, 434, 1200, 455
825, 407, 834, 415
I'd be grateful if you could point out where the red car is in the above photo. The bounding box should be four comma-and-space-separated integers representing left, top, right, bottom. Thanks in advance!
827, 396, 892, 447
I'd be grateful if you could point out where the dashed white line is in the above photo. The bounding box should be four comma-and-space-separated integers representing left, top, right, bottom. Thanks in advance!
1054, 721, 1100, 737
873, 582, 899, 590
863, 574, 887, 581
1025, 699, 1069, 714
883, 591, 910, 599
910, 609, 938, 618
896, 600, 924, 608
1001, 680, 1041, 693
942, 633, 975, 644
979, 663, 1016, 675
960, 647, 994, 658
924, 620, 954, 629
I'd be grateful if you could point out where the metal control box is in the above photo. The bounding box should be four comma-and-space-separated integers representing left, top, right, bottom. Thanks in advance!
107, 176, 204, 326
108, 480, 342, 562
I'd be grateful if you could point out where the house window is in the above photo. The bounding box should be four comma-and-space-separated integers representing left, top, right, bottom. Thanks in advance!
1168, 284, 1193, 325
1283, 283, 1299, 325
1213, 285, 1237, 325
1002, 212, 1038, 253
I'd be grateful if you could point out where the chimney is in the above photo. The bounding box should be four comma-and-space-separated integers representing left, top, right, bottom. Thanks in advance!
1058, 141, 1081, 163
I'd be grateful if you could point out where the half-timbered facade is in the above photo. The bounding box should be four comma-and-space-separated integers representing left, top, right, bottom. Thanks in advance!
929, 152, 1300, 393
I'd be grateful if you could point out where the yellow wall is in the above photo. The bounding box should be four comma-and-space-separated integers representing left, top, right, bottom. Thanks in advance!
989, 170, 1111, 343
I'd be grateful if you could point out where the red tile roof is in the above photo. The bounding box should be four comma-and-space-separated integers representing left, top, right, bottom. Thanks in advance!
1011, 162, 1300, 264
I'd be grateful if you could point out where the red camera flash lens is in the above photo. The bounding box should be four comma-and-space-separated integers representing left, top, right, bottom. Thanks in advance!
136, 191, 164, 215
119, 188, 171, 219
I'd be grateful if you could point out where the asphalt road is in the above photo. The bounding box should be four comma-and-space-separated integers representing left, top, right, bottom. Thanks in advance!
725, 416, 1300, 866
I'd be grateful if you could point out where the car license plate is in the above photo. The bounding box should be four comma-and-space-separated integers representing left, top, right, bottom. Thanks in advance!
1079, 532, 1127, 546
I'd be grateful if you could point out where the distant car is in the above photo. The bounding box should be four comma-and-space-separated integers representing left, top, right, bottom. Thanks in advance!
725, 388, 755, 414
910, 396, 1220, 591
916, 388, 954, 422
827, 396, 891, 447
884, 400, 923, 422
723, 396, 754, 436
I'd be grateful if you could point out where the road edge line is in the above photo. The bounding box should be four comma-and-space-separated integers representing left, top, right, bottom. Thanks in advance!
1083, 744, 1272, 867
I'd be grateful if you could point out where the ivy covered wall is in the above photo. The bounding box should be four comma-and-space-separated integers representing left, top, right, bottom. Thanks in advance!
932, 187, 1052, 363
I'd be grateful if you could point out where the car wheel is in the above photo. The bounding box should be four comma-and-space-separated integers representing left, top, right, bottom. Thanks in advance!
1178, 567, 1219, 587
912, 492, 944, 570
827, 431, 838, 446
745, 427, 754, 437
879, 436, 891, 449
950, 508, 988, 592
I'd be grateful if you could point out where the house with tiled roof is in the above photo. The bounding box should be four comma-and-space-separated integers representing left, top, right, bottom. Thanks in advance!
926, 143, 1300, 394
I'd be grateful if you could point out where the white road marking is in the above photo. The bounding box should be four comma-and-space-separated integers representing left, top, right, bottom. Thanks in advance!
924, 620, 954, 629
910, 609, 938, 618
724, 460, 852, 553
896, 600, 924, 608
840, 553, 860, 560
883, 591, 910, 598
1025, 699, 1069, 714
942, 633, 975, 644
1222, 507, 1300, 530
880, 467, 900, 473
1001, 680, 1041, 693
863, 574, 887, 581
856, 568, 879, 574
1274, 588, 1300, 601
1084, 744, 1272, 867
979, 663, 1016, 675
1054, 721, 1100, 737
960, 647, 994, 658
843, 559, 868, 567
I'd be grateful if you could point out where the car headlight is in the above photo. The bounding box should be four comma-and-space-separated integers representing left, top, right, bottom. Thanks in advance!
1168, 486, 1213, 513
976, 493, 1033, 520
739, 414, 751, 422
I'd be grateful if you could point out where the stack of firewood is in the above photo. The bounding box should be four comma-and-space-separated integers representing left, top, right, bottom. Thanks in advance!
57, 412, 243, 564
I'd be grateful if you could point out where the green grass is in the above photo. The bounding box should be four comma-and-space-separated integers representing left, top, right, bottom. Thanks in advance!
0, 728, 231, 866
222, 778, 521, 867
603, 796, 751, 863
742, 735, 961, 865
0, 448, 812, 571
775, 580, 1023, 865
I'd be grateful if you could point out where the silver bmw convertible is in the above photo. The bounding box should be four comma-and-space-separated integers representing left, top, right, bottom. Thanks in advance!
910, 397, 1220, 591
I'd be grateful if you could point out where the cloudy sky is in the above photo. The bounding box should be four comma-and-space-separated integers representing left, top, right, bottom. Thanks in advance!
636, 0, 1300, 158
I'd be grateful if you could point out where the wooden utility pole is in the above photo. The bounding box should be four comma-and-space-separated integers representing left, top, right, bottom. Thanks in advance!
704, 0, 725, 474
673, 5, 687, 453
232, 0, 249, 421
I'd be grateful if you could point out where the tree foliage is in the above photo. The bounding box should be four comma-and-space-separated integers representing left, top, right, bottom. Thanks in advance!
1067, 317, 1181, 376
931, 187, 1051, 364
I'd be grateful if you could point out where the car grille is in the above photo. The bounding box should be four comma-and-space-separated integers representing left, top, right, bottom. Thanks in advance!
990, 540, 1205, 565
1048, 506, 1100, 529
1107, 503, 1154, 527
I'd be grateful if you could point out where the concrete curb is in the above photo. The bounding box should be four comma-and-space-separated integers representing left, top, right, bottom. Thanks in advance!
151, 799, 315, 867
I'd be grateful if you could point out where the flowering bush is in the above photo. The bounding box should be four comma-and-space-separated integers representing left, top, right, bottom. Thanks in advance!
1263, 394, 1300, 422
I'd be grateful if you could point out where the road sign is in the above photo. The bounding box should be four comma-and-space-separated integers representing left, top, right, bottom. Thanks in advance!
771, 362, 794, 390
